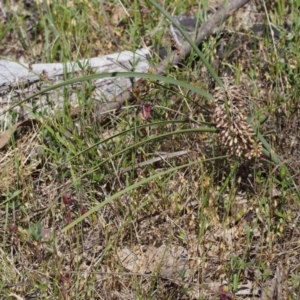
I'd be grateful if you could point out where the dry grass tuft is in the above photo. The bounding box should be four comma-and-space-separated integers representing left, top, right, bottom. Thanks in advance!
1, 0, 300, 299
0, 129, 43, 196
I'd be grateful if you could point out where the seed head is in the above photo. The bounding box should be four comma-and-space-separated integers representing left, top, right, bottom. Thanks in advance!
213, 80, 262, 159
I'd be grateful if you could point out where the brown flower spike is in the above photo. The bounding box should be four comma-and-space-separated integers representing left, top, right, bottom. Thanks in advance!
213, 80, 262, 159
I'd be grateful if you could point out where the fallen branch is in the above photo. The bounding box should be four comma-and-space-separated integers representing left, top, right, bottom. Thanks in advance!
155, 0, 251, 75
0, 49, 150, 127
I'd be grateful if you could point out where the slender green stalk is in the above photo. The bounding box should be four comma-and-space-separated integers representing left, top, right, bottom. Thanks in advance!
62, 155, 228, 232
0, 72, 213, 118
74, 127, 218, 181
61, 120, 215, 166
147, 0, 223, 87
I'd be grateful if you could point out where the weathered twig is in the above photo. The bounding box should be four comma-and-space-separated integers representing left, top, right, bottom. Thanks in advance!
156, 0, 251, 75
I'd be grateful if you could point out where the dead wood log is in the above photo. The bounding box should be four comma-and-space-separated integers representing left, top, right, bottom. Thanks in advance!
0, 49, 150, 128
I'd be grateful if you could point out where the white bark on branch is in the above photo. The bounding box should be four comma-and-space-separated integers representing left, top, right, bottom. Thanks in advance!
0, 49, 150, 128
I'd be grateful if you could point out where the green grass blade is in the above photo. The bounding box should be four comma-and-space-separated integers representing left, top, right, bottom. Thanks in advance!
0, 72, 214, 118
61, 119, 214, 166
73, 127, 218, 181
147, 0, 223, 87
62, 155, 228, 233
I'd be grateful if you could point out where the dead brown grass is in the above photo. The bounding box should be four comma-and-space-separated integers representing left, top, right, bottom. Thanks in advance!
1, 0, 300, 299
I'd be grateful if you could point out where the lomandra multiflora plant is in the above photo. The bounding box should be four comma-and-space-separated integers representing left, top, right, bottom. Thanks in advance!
213, 79, 262, 159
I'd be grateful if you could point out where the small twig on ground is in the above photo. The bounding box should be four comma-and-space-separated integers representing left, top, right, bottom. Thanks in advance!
116, 150, 189, 174
155, 0, 251, 75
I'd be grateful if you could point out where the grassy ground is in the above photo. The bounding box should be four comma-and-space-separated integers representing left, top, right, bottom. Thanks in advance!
1, 0, 300, 299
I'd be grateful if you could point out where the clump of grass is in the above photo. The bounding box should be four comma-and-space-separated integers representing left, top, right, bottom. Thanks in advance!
1, 0, 300, 299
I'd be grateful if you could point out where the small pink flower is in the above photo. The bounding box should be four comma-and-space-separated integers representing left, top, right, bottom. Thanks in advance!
218, 285, 234, 300
81, 208, 88, 215
62, 194, 75, 205
139, 105, 152, 121
10, 224, 18, 233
